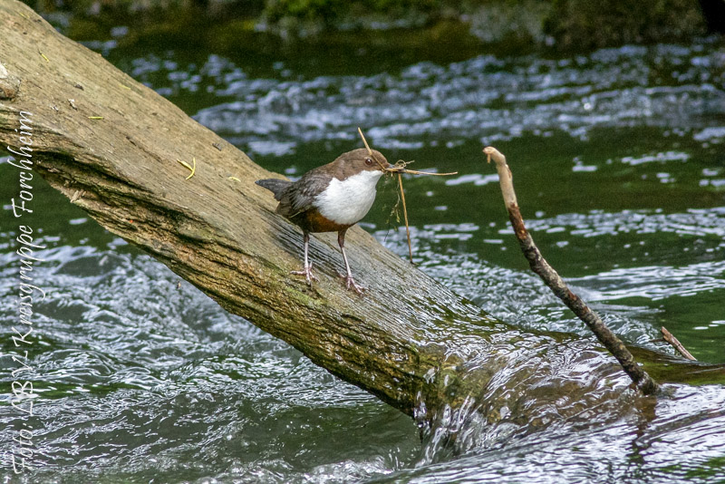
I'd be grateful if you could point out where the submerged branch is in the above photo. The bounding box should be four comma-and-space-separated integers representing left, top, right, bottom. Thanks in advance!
661, 326, 697, 361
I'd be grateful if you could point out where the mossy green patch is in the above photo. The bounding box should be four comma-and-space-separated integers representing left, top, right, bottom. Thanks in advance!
544, 0, 707, 51
25, 0, 713, 53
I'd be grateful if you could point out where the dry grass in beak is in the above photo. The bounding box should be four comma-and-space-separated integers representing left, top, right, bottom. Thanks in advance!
357, 127, 458, 263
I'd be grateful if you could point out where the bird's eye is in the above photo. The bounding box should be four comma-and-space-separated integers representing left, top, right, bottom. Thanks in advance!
365, 157, 374, 166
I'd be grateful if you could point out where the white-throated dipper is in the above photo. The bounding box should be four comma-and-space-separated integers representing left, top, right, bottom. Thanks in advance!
256, 148, 391, 293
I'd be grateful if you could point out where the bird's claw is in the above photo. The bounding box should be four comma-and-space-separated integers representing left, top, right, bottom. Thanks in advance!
340, 273, 365, 294
291, 263, 318, 285
292, 264, 364, 293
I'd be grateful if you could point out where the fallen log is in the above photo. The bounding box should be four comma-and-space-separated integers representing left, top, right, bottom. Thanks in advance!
1, 0, 721, 449
0, 0, 496, 419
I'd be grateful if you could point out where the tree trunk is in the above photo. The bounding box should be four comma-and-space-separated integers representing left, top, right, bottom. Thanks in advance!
1, 0, 720, 444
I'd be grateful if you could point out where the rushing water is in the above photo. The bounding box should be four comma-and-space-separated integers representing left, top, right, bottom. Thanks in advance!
1, 20, 724, 483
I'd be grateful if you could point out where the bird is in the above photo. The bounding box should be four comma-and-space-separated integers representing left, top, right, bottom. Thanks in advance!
256, 148, 391, 293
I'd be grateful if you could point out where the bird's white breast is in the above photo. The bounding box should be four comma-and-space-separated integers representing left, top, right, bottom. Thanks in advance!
315, 170, 383, 225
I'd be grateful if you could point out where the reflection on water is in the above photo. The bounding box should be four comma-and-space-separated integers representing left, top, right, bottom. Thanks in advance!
1, 29, 725, 483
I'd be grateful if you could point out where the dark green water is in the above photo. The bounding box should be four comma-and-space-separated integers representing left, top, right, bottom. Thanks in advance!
1, 20, 724, 483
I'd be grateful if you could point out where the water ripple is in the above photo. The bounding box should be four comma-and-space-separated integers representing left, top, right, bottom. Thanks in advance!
161, 44, 725, 154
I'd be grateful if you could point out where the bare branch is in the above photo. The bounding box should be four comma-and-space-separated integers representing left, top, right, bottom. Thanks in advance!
484, 146, 659, 395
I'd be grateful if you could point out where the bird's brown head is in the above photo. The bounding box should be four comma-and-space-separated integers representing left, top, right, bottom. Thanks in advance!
332, 148, 390, 180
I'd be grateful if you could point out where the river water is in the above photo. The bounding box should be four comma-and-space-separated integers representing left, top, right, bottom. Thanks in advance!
1, 21, 724, 483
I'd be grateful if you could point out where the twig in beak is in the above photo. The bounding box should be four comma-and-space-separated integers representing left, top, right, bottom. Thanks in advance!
358, 126, 373, 155
357, 127, 388, 171
397, 172, 413, 263
356, 128, 456, 264
389, 166, 458, 176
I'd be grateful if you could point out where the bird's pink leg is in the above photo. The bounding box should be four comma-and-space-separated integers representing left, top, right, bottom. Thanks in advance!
291, 232, 318, 285
338, 230, 364, 294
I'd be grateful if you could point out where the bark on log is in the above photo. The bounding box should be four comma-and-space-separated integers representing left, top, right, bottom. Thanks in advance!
1, 1, 722, 444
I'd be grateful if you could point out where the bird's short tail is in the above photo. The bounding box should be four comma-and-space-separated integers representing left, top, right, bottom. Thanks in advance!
255, 178, 291, 201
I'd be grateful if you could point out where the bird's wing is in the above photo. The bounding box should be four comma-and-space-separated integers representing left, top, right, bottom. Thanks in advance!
277, 172, 331, 218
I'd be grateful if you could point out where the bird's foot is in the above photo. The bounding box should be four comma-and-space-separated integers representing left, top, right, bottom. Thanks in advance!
339, 272, 365, 294
291, 264, 318, 286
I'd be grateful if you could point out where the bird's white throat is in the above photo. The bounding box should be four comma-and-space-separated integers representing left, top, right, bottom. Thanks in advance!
315, 170, 383, 225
